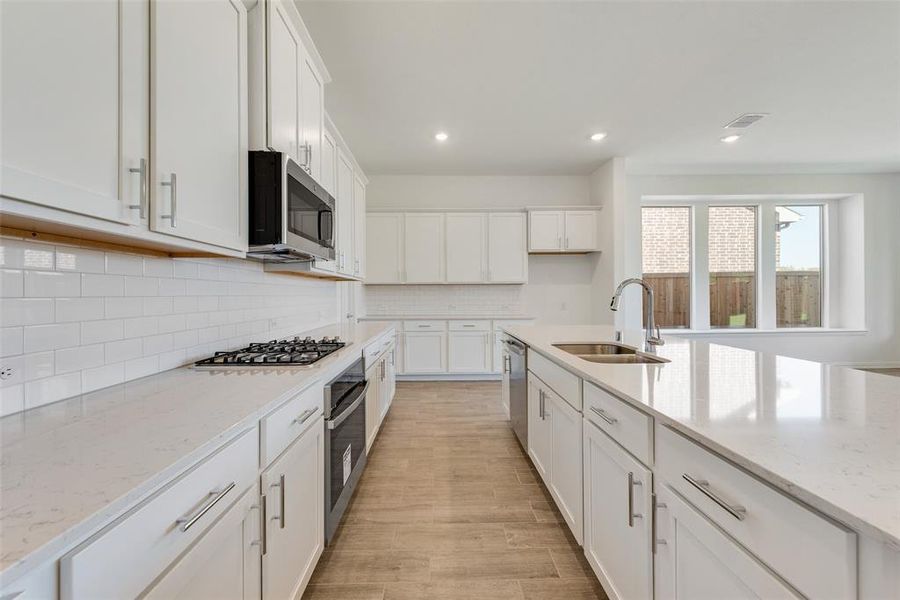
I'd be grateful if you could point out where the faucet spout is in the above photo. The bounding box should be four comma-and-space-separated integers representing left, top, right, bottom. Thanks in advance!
609, 278, 665, 352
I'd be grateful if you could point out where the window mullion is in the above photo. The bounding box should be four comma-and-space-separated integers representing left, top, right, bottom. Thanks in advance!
692, 204, 710, 330
758, 204, 777, 329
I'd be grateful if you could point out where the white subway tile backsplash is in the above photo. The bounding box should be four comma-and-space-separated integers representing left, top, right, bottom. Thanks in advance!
55, 298, 103, 322
81, 319, 124, 345
1, 269, 24, 297
365, 285, 526, 317
106, 253, 143, 276
24, 323, 80, 353
1, 327, 24, 357
124, 276, 158, 297
82, 273, 125, 297
105, 297, 143, 319
24, 373, 82, 410
24, 271, 81, 297
0, 298, 54, 326
0, 237, 338, 415
55, 343, 105, 374
55, 247, 105, 273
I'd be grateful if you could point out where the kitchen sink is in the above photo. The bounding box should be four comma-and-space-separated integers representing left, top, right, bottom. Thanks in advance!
552, 342, 670, 364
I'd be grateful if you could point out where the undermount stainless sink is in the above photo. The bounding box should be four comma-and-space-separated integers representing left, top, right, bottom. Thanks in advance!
552, 342, 670, 364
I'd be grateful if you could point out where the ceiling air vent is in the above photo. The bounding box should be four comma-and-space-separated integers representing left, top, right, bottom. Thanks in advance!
723, 113, 768, 129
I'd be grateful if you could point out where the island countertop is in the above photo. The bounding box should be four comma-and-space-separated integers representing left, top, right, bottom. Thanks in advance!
0, 321, 394, 584
503, 324, 900, 549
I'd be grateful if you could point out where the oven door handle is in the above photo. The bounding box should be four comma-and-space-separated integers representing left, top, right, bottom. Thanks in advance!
326, 382, 369, 430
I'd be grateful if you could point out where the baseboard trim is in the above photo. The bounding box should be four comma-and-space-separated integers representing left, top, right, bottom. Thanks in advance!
397, 374, 502, 381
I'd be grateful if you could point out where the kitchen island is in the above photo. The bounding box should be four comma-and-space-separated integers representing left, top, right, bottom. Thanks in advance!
504, 324, 900, 600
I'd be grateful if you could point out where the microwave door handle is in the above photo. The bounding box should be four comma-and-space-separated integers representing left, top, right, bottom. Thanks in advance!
327, 382, 369, 429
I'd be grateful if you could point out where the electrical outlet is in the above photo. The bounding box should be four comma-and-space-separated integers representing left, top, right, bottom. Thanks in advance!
0, 367, 14, 380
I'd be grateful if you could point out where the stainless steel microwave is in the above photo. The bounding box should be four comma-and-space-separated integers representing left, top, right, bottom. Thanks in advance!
247, 151, 335, 262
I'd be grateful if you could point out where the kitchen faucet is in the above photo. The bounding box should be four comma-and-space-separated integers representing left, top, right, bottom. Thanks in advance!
610, 278, 665, 353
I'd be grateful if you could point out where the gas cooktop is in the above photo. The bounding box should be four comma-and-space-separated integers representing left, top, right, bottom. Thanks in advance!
194, 336, 346, 368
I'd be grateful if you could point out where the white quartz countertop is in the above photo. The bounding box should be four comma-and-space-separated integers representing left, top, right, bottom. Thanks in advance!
504, 324, 900, 548
361, 314, 534, 321
0, 321, 394, 583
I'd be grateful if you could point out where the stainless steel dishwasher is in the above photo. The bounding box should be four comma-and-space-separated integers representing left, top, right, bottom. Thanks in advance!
502, 335, 527, 450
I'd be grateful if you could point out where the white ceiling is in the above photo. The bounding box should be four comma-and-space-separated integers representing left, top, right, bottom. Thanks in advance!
297, 1, 900, 175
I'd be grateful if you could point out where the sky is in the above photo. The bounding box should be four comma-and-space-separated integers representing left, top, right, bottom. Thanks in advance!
778, 206, 821, 270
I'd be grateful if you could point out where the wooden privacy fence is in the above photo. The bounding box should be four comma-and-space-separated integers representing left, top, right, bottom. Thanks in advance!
643, 272, 821, 328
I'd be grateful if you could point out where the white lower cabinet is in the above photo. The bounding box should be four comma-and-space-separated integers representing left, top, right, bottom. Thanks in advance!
654, 485, 800, 600
583, 417, 652, 600
261, 416, 325, 600
144, 485, 261, 600
548, 388, 583, 543
403, 332, 446, 374
365, 359, 381, 452
526, 373, 553, 486
448, 331, 491, 373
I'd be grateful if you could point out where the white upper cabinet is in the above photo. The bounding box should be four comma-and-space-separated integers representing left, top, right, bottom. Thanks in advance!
335, 149, 355, 275
151, 0, 248, 251
403, 213, 446, 283
299, 51, 324, 182
353, 174, 367, 278
320, 129, 337, 196
488, 212, 528, 282
366, 213, 403, 283
446, 213, 488, 283
529, 209, 600, 253
0, 0, 146, 225
264, 0, 301, 161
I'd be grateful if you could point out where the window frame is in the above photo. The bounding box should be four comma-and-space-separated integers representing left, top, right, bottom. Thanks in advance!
641, 196, 833, 332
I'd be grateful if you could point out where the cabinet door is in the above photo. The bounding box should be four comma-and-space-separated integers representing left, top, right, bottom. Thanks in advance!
564, 210, 598, 251
654, 485, 801, 600
446, 213, 487, 283
335, 149, 355, 274
299, 50, 324, 182
143, 486, 261, 600
404, 213, 445, 283
528, 211, 564, 252
1, 0, 145, 225
151, 0, 248, 251
583, 420, 652, 600
526, 374, 551, 483
365, 363, 380, 451
386, 346, 396, 405
488, 213, 528, 282
366, 214, 403, 283
377, 357, 391, 422
266, 0, 300, 161
353, 175, 367, 278
403, 332, 446, 373
448, 331, 491, 373
262, 417, 324, 600
548, 391, 583, 544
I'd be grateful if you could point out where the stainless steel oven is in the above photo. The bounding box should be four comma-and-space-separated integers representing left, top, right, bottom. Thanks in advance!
248, 150, 335, 262
324, 357, 368, 543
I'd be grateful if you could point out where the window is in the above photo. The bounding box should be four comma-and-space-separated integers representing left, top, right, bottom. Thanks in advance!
776, 205, 822, 327
641, 207, 691, 328
640, 200, 828, 331
709, 206, 757, 328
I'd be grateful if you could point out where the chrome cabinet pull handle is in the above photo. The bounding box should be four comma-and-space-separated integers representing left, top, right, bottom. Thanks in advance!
627, 472, 642, 527
682, 474, 747, 521
160, 173, 177, 227
270, 474, 286, 529
259, 494, 268, 555
175, 481, 235, 532
127, 158, 147, 218
293, 408, 317, 426
652, 493, 667, 553
590, 406, 618, 425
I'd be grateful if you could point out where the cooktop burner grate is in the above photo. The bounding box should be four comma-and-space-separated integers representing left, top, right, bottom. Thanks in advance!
194, 336, 346, 367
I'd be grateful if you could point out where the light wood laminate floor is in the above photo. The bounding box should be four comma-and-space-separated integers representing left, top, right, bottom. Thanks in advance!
303, 381, 607, 600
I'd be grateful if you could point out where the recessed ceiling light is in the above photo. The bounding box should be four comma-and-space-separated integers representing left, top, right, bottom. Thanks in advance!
720, 134, 741, 144
589, 132, 607, 142
434, 132, 448, 142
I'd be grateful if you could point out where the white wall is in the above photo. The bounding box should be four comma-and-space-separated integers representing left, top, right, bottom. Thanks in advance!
365, 175, 605, 325
0, 236, 338, 416
623, 172, 900, 365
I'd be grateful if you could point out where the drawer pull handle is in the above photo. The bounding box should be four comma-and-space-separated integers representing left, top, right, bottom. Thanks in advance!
682, 474, 747, 521
176, 481, 236, 532
293, 408, 317, 426
463, 324, 475, 328
627, 472, 643, 527
590, 406, 617, 425
417, 325, 429, 328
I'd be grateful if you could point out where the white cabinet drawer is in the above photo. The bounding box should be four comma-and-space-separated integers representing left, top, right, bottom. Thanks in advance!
61, 427, 259, 599
656, 425, 857, 599
583, 381, 652, 466
448, 320, 491, 332
403, 320, 447, 332
364, 329, 396, 369
260, 381, 324, 467
527, 349, 582, 411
